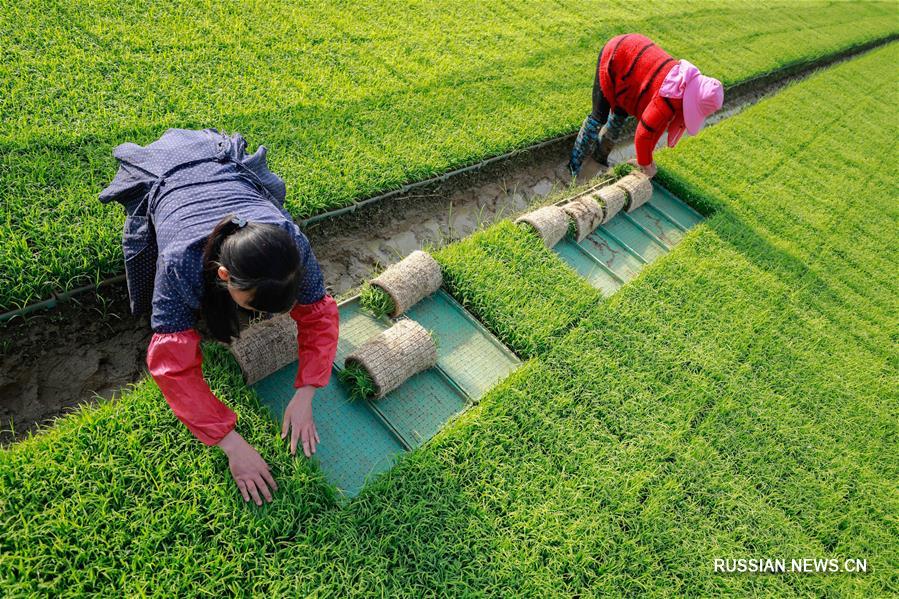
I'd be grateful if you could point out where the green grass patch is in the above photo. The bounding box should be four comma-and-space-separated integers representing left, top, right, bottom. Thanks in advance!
612, 161, 636, 179
2, 1, 897, 309
434, 220, 600, 357
2, 26, 898, 599
0, 345, 336, 595
358, 283, 395, 319
541, 42, 899, 595
337, 361, 378, 401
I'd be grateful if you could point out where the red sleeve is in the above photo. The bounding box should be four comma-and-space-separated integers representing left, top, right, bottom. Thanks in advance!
290, 295, 339, 388
146, 330, 237, 445
635, 95, 678, 166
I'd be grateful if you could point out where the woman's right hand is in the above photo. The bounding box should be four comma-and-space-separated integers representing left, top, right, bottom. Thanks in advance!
626, 158, 657, 178
217, 430, 277, 505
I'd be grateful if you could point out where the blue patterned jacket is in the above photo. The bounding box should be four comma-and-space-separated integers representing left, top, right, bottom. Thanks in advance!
99, 128, 324, 332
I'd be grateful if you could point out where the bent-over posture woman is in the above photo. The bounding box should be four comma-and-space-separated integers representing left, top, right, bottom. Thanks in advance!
100, 128, 339, 505
569, 33, 724, 178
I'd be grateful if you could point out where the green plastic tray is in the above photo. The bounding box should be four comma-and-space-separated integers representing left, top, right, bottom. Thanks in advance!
554, 239, 623, 295
554, 185, 704, 293
253, 362, 406, 498
251, 292, 519, 497
405, 290, 520, 400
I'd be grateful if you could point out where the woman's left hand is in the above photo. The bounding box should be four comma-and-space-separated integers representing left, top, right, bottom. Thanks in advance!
640, 161, 658, 178
281, 385, 320, 457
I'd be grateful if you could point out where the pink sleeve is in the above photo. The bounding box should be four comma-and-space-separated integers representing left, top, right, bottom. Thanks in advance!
290, 295, 339, 388
635, 95, 677, 166
146, 330, 237, 445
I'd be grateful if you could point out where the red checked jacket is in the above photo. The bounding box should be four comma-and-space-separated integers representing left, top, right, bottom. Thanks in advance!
598, 34, 685, 166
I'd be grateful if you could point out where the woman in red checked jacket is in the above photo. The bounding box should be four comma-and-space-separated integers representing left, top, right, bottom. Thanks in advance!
568, 33, 724, 178
100, 128, 339, 506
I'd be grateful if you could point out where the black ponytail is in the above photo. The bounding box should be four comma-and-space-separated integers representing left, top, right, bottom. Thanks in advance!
202, 214, 303, 342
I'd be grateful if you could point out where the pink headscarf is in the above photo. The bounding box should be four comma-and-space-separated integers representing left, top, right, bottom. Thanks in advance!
660, 60, 723, 147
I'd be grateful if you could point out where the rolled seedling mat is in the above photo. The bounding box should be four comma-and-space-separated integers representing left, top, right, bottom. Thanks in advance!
229, 313, 297, 385
616, 172, 654, 213
344, 319, 438, 399
596, 185, 628, 224
371, 250, 443, 318
515, 205, 569, 248
563, 196, 605, 242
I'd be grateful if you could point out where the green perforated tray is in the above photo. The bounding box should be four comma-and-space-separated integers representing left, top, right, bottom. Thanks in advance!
251, 292, 519, 497
602, 215, 668, 263
334, 300, 389, 365
626, 204, 686, 248
581, 227, 646, 282
366, 367, 467, 448
253, 363, 406, 497
642, 188, 703, 230
555, 185, 704, 293
554, 239, 623, 295
406, 290, 520, 400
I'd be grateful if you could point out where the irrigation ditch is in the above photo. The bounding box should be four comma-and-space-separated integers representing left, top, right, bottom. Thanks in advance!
1, 37, 893, 445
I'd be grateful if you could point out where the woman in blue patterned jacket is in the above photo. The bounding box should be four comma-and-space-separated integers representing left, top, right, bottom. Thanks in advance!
101, 128, 339, 506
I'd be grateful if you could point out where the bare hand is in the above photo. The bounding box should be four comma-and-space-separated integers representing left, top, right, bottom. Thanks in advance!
282, 385, 319, 458
217, 430, 277, 506
627, 159, 657, 178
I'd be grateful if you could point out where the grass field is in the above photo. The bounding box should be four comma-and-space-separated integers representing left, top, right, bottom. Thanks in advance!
436, 221, 601, 357
2, 35, 897, 599
1, 1, 897, 310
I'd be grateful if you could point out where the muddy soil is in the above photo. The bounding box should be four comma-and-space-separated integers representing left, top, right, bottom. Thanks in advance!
1, 39, 886, 444
306, 141, 607, 296
0, 286, 151, 445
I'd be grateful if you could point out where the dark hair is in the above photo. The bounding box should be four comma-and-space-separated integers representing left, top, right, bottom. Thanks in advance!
202, 215, 302, 342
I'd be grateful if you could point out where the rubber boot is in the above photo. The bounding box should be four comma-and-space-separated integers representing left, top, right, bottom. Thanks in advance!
593, 131, 616, 166
593, 112, 627, 166
568, 115, 601, 177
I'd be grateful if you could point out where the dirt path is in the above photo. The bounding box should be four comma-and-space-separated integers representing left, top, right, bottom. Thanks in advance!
306, 142, 604, 296
1, 40, 886, 444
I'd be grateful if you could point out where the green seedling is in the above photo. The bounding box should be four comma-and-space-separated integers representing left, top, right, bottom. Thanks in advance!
435, 221, 599, 357
612, 162, 635, 179
359, 284, 395, 318
338, 361, 378, 400
3, 1, 892, 312
2, 19, 897, 599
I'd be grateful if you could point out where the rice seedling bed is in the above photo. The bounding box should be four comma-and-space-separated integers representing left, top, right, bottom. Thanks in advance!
2, 1, 897, 310
254, 291, 518, 496
1, 34, 897, 599
551, 183, 704, 295
434, 221, 601, 357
